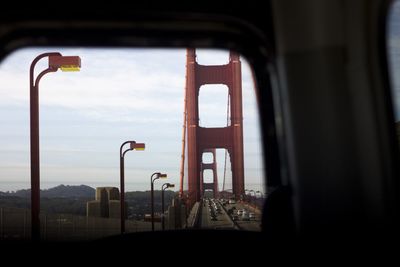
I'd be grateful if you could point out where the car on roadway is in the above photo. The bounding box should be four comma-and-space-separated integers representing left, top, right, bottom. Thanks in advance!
242, 211, 250, 221
249, 213, 256, 220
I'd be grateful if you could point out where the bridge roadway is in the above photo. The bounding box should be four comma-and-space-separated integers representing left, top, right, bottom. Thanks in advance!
199, 198, 236, 229
225, 201, 262, 231
198, 198, 261, 231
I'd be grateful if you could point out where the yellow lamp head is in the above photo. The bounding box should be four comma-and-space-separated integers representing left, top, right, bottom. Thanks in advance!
49, 55, 81, 72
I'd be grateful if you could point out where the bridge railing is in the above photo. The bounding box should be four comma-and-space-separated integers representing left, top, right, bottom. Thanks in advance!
186, 201, 201, 228
0, 207, 158, 241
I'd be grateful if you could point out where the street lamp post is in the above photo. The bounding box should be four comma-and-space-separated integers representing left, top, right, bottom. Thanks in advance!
30, 52, 81, 241
161, 183, 175, 231
120, 141, 145, 234
150, 172, 167, 231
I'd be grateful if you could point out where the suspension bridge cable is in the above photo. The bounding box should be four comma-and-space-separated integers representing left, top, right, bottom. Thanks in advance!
222, 93, 230, 193
179, 76, 188, 198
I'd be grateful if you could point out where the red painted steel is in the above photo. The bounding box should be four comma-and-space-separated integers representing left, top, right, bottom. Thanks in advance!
48, 55, 81, 68
185, 48, 244, 205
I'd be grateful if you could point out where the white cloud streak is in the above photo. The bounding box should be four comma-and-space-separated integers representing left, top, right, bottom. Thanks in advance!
0, 47, 264, 189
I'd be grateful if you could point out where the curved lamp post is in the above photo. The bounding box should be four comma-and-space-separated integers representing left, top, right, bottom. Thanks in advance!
120, 141, 145, 234
161, 183, 175, 230
150, 172, 167, 231
30, 52, 81, 241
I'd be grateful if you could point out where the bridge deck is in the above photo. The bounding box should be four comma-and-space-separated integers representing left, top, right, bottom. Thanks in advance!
197, 198, 261, 231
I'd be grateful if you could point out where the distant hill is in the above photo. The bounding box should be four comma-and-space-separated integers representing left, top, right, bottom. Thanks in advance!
0, 184, 95, 198
0, 185, 177, 216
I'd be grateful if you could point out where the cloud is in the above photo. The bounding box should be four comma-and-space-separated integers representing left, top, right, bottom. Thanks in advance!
0, 47, 264, 188
0, 48, 186, 122
0, 47, 259, 123
195, 49, 231, 65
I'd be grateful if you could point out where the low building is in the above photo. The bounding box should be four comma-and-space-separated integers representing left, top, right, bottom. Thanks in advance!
87, 187, 124, 218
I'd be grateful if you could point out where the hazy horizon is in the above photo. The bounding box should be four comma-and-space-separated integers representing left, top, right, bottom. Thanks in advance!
0, 181, 265, 193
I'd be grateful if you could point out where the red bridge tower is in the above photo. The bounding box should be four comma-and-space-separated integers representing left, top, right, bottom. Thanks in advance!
185, 48, 244, 204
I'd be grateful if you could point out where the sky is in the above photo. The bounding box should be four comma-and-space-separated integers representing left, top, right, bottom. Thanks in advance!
388, 0, 400, 121
0, 48, 265, 193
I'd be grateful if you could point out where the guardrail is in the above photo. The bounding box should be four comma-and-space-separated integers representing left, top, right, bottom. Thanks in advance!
186, 201, 201, 228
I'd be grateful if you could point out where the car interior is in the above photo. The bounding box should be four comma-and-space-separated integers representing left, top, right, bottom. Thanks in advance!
0, 0, 399, 255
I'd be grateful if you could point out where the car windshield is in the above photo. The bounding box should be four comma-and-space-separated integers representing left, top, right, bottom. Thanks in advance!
0, 47, 266, 241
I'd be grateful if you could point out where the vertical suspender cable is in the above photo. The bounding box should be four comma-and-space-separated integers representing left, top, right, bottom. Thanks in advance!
179, 74, 188, 198
222, 94, 230, 193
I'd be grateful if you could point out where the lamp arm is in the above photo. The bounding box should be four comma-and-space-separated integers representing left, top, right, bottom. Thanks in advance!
151, 172, 160, 183
162, 183, 170, 191
34, 68, 58, 88
122, 148, 132, 157
30, 52, 62, 87
120, 140, 135, 157
152, 176, 160, 184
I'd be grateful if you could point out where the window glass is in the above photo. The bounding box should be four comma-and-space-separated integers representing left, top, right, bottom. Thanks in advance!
388, 0, 400, 145
0, 48, 265, 240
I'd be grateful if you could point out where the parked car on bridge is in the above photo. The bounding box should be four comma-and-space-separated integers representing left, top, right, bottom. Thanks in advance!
249, 213, 256, 220
242, 211, 250, 221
